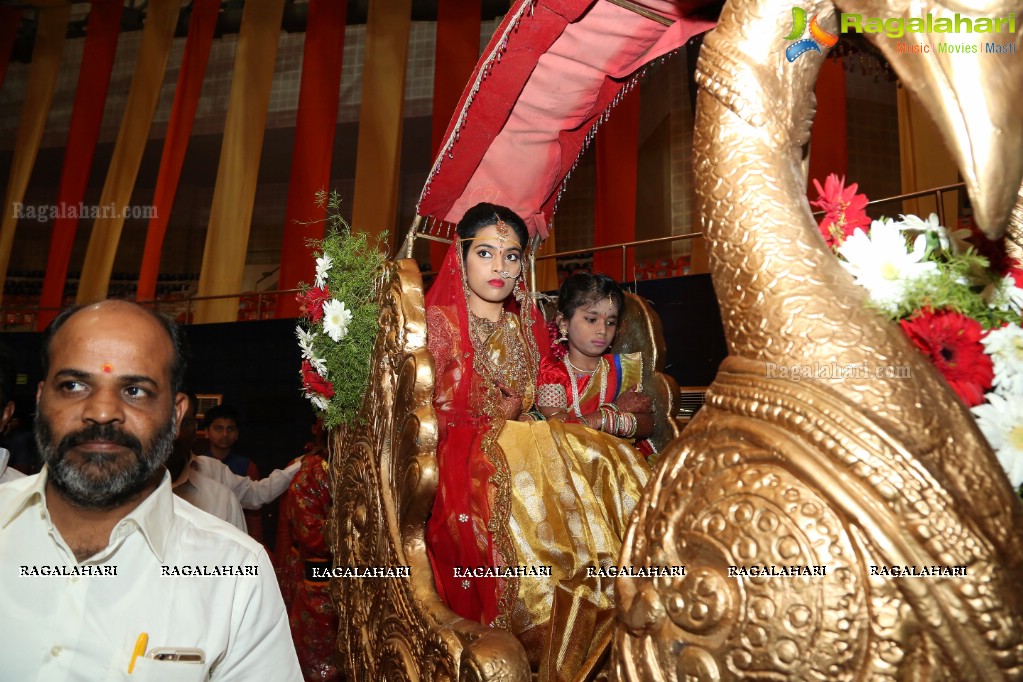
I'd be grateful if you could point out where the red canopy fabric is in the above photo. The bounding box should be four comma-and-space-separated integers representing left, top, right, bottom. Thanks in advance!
416, 0, 717, 238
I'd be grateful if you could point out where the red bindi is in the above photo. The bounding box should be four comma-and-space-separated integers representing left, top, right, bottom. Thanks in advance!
101, 363, 113, 374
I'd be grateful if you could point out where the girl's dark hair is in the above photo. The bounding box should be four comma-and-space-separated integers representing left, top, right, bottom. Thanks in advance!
557, 272, 626, 320
456, 203, 530, 261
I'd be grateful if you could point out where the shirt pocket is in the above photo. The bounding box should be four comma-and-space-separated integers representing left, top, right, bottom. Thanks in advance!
107, 655, 208, 682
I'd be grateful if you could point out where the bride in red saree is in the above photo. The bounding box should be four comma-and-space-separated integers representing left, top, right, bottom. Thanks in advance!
425, 202, 650, 680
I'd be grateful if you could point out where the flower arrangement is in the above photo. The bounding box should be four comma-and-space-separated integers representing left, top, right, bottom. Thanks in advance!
813, 174, 1023, 496
295, 190, 386, 429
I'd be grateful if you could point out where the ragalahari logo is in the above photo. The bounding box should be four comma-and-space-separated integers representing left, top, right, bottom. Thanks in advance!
785, 7, 840, 61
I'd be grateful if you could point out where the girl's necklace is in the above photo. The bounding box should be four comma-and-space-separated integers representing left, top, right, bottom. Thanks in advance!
565, 356, 595, 375
564, 356, 607, 418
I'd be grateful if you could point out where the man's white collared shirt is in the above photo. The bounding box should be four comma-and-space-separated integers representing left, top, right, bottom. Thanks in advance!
172, 459, 247, 533
190, 455, 300, 510
0, 468, 302, 681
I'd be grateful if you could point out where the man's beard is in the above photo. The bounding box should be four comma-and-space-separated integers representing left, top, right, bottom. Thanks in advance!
35, 412, 176, 510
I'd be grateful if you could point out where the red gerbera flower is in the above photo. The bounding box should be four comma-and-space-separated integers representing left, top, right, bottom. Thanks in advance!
301, 360, 335, 399
899, 308, 993, 406
297, 286, 331, 322
811, 174, 871, 248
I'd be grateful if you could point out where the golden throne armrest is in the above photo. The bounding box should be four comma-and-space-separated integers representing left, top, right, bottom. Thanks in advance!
614, 292, 682, 453
329, 258, 530, 681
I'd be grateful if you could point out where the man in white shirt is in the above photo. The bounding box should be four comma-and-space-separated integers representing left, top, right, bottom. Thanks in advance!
0, 300, 302, 681
165, 392, 298, 531
167, 393, 247, 532
0, 448, 20, 484
191, 447, 300, 509
0, 342, 24, 485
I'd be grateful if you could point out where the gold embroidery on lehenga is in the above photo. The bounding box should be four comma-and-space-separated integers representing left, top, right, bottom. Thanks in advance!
458, 237, 543, 629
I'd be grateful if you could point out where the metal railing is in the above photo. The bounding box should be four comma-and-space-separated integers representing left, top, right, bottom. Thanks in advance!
534, 231, 704, 280
0, 182, 971, 330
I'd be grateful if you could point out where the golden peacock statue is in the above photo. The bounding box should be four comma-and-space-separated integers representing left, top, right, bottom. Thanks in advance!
614, 0, 1023, 680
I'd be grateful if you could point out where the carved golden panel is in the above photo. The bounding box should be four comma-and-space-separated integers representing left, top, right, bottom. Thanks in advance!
328, 259, 530, 681
613, 0, 1023, 679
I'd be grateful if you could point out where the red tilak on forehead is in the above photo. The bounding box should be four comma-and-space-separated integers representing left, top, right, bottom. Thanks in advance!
101, 363, 113, 374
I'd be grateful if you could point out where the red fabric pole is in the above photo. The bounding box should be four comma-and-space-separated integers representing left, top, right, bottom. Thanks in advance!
36, 0, 122, 329
274, 0, 347, 318
429, 0, 481, 272
0, 6, 21, 92
593, 86, 640, 281
808, 57, 848, 186
135, 0, 219, 304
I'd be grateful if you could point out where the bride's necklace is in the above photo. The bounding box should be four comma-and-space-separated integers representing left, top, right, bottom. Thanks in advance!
564, 355, 607, 418
468, 308, 505, 343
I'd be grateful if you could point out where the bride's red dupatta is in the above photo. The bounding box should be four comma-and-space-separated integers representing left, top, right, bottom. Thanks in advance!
424, 241, 548, 627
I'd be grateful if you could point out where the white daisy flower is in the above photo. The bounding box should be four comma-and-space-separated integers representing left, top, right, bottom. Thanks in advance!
314, 254, 333, 288
971, 392, 1023, 488
322, 299, 354, 342
296, 325, 317, 360
982, 324, 1023, 395
837, 221, 938, 314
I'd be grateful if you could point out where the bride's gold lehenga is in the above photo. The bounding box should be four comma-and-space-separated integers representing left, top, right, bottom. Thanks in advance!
425, 242, 649, 680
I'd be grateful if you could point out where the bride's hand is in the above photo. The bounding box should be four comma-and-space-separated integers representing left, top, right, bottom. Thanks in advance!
615, 390, 652, 414
496, 381, 523, 420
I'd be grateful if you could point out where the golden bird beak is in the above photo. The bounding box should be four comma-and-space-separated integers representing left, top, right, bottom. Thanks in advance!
835, 2, 1023, 237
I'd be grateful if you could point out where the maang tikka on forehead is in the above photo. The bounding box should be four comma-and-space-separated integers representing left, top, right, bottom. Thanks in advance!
495, 217, 511, 244
494, 216, 516, 279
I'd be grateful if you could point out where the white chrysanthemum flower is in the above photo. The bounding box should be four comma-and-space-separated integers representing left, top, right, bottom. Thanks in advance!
984, 274, 1023, 313
837, 221, 938, 314
296, 325, 317, 360
897, 212, 942, 233
896, 213, 971, 254
314, 254, 333, 288
982, 324, 1023, 395
971, 392, 1023, 488
309, 355, 328, 377
322, 299, 354, 342
307, 392, 330, 411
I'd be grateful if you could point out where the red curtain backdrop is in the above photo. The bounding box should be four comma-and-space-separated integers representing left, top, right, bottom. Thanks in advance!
36, 0, 122, 329
594, 87, 640, 280
274, 0, 348, 318
429, 0, 481, 272
136, 0, 220, 304
0, 6, 20, 92
807, 57, 848, 187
